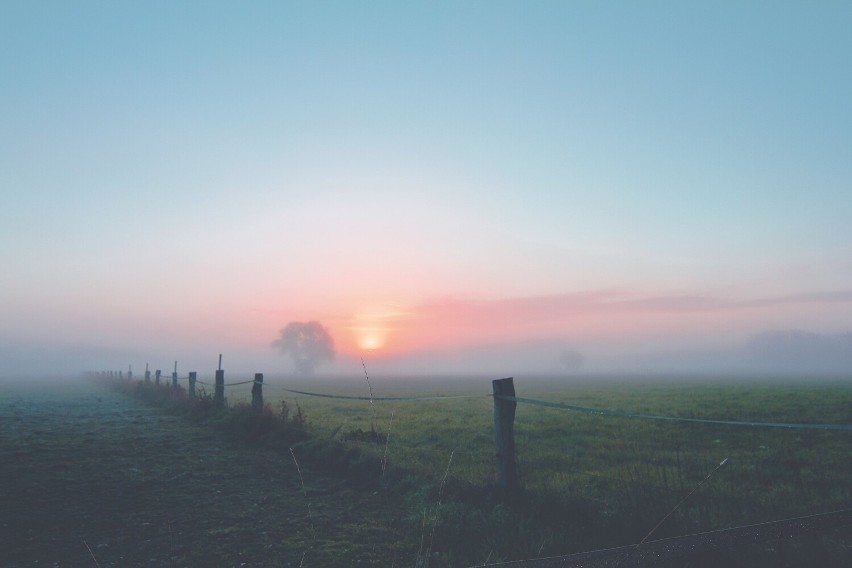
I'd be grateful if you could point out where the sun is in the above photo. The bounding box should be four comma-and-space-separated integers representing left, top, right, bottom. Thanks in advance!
350, 306, 406, 353
358, 333, 385, 351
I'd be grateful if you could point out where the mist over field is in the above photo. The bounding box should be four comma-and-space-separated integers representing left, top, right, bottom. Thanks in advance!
3, 328, 852, 380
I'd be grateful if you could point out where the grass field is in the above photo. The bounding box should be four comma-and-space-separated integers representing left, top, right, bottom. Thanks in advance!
2, 374, 850, 566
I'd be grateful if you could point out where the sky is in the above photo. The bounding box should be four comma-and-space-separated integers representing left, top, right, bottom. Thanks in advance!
2, 1, 852, 378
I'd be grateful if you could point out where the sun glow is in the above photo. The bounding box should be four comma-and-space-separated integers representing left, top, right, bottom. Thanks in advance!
348, 306, 410, 353
357, 332, 385, 351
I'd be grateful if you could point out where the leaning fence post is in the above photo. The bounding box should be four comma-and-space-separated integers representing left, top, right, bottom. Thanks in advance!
252, 373, 264, 411
188, 372, 197, 398
493, 377, 520, 496
155, 369, 161, 385
214, 369, 225, 407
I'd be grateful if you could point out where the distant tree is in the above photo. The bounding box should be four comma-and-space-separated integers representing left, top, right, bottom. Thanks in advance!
271, 321, 335, 374
559, 349, 584, 372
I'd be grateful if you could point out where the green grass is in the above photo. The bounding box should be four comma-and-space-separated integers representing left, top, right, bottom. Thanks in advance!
110, 374, 851, 566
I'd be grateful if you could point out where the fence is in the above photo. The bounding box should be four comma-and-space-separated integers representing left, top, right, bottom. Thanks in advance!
94, 367, 852, 566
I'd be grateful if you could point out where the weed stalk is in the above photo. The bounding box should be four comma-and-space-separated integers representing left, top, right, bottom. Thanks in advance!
361, 356, 377, 428
381, 409, 395, 481
290, 447, 316, 559
421, 450, 455, 567
83, 540, 102, 568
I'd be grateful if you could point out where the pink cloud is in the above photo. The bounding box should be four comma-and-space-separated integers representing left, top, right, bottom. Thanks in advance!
414, 288, 852, 324
381, 288, 852, 354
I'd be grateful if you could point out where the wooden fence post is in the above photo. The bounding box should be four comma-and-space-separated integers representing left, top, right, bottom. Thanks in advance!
155, 370, 161, 385
493, 377, 520, 496
188, 372, 197, 398
214, 369, 225, 407
171, 361, 178, 390
144, 363, 150, 383
252, 373, 264, 411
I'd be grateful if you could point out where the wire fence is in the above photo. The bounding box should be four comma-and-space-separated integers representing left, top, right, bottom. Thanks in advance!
181, 375, 852, 432
96, 368, 852, 565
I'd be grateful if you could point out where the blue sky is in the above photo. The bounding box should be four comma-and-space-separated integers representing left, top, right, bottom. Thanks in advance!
2, 1, 851, 376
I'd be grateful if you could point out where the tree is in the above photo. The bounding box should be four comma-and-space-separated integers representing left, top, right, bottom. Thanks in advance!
559, 349, 584, 372
271, 321, 335, 374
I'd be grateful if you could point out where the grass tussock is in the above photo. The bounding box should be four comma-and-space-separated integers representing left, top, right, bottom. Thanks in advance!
107, 378, 309, 448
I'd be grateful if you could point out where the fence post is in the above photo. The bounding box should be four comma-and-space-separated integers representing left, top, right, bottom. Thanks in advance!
155, 370, 161, 385
493, 377, 520, 496
252, 373, 264, 411
171, 361, 178, 390
214, 369, 225, 407
188, 372, 196, 398
144, 363, 150, 383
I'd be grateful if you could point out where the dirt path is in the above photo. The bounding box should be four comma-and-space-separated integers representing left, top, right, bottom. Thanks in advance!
0, 379, 413, 567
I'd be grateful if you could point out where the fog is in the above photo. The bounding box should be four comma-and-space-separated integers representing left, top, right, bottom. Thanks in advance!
360, 330, 852, 378
745, 330, 852, 374
3, 328, 850, 382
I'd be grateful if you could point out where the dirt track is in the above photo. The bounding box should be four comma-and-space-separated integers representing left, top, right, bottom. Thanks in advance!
0, 379, 410, 567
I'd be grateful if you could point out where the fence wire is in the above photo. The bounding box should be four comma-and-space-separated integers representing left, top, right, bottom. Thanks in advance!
274, 386, 490, 402
498, 394, 852, 431
481, 508, 852, 567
